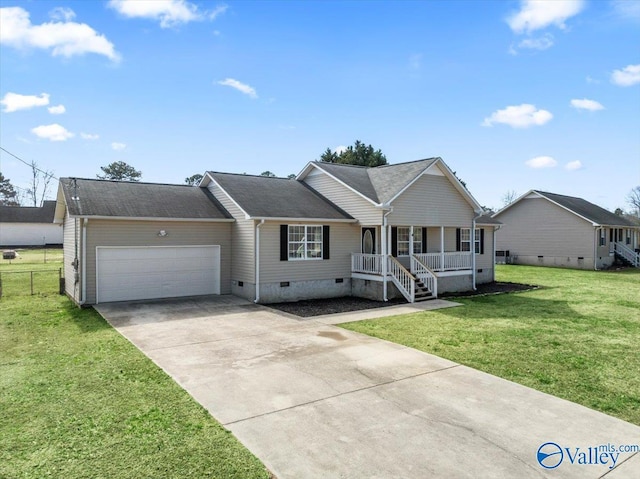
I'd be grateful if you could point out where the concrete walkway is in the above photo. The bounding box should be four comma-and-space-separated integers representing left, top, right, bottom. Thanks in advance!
96, 296, 640, 479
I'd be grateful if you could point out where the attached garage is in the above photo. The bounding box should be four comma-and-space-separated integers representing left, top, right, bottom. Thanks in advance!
96, 246, 221, 303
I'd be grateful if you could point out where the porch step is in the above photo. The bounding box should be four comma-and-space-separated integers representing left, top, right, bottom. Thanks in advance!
414, 280, 434, 302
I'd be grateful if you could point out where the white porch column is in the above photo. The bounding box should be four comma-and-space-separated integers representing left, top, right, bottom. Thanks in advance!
440, 226, 445, 271
381, 222, 387, 301
471, 219, 477, 290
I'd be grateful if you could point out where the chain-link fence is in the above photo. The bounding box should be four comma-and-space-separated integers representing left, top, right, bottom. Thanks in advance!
0, 269, 64, 298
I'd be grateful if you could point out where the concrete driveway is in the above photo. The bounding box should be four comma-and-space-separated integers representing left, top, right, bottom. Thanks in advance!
96, 296, 640, 479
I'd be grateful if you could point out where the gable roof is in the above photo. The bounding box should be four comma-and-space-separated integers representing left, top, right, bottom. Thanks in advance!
203, 172, 354, 221
494, 190, 637, 227
0, 200, 57, 223
476, 214, 501, 225
58, 178, 232, 220
300, 158, 482, 212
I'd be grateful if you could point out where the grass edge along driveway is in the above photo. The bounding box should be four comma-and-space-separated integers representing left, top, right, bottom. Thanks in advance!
0, 292, 271, 479
342, 265, 640, 426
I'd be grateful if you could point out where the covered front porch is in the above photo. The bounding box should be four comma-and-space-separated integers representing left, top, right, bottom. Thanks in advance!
351, 225, 478, 303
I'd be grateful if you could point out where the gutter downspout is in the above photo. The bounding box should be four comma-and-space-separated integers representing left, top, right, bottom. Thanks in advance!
594, 227, 600, 271
472, 216, 478, 290
493, 225, 502, 282
80, 218, 87, 305
382, 208, 393, 301
254, 219, 265, 303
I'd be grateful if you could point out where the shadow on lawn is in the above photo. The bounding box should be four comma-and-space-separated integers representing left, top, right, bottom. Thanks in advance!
436, 293, 582, 322
62, 301, 111, 333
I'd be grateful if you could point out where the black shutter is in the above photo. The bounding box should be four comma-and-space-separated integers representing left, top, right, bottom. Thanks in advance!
609, 229, 613, 242
280, 225, 288, 261
422, 227, 427, 253
391, 227, 398, 257
323, 225, 330, 260
456, 228, 461, 252
480, 229, 485, 254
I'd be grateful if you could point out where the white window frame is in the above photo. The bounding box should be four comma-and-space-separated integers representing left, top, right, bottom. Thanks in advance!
397, 227, 410, 256
413, 227, 423, 254
461, 228, 481, 253
288, 225, 323, 261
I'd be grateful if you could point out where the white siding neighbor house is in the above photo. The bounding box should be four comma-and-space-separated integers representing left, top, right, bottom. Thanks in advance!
0, 201, 63, 246
493, 190, 640, 270
56, 157, 502, 306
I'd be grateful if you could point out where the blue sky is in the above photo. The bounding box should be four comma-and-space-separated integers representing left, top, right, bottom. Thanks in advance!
1, 0, 639, 211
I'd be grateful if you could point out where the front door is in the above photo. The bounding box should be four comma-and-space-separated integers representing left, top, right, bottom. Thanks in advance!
362, 227, 376, 254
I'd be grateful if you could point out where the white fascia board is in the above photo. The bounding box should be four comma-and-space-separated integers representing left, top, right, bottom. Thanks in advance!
295, 162, 316, 181
306, 162, 380, 207
492, 190, 538, 217
66, 215, 234, 222
202, 172, 252, 220
249, 216, 357, 223
53, 183, 67, 223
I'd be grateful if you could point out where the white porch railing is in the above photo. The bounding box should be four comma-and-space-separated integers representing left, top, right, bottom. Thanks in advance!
351, 253, 384, 275
614, 242, 640, 267
388, 256, 414, 303
411, 255, 437, 298
413, 252, 472, 271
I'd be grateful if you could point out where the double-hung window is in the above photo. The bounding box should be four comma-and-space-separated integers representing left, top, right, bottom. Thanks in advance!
397, 227, 410, 256
413, 227, 423, 254
599, 229, 606, 246
288, 225, 323, 260
461, 228, 481, 253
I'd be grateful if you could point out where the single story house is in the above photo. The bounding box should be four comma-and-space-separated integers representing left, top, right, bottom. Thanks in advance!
493, 190, 640, 270
55, 158, 501, 306
0, 200, 63, 247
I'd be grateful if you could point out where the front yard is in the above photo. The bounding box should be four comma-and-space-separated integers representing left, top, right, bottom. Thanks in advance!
0, 251, 270, 479
342, 265, 640, 425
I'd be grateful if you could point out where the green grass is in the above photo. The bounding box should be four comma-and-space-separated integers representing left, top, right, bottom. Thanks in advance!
341, 265, 640, 425
0, 277, 270, 478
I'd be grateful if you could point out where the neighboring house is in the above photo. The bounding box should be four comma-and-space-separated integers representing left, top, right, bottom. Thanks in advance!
0, 200, 63, 247
56, 158, 501, 306
493, 190, 640, 270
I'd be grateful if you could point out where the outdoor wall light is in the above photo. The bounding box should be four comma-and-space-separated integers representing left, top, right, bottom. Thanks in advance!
158, 230, 168, 237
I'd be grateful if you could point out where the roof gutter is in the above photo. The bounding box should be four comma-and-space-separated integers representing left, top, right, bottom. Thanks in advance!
248, 216, 356, 223
65, 214, 234, 222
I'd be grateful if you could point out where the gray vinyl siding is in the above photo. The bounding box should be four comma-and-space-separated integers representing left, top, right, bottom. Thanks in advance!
303, 172, 381, 225
495, 198, 595, 267
259, 221, 360, 283
63, 211, 80, 303
206, 182, 255, 283
388, 174, 475, 226
476, 227, 494, 270
84, 220, 232, 304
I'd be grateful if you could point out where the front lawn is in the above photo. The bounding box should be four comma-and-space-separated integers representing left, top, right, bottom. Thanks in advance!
0, 286, 270, 477
341, 265, 640, 425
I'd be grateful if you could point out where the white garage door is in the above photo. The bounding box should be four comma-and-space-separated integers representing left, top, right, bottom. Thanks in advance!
96, 246, 220, 303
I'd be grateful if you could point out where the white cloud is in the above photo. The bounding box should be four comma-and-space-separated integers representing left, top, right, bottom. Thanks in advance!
0, 92, 49, 112
80, 132, 99, 140
217, 78, 258, 98
111, 142, 126, 151
31, 123, 74, 141
612, 0, 640, 22
108, 0, 227, 28
525, 156, 557, 168
48, 104, 66, 115
565, 160, 583, 170
49, 7, 76, 22
611, 64, 640, 86
570, 98, 604, 111
507, 0, 585, 34
334, 145, 348, 154
482, 104, 553, 128
0, 6, 120, 61
517, 33, 554, 50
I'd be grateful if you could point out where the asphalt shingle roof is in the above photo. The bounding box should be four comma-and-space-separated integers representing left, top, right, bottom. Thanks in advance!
60, 178, 231, 219
476, 214, 501, 225
536, 191, 636, 227
313, 158, 440, 204
0, 200, 57, 223
207, 172, 353, 220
